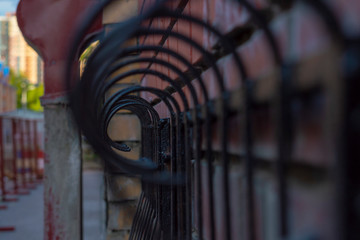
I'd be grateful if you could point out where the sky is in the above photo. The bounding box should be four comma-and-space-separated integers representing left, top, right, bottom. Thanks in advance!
0, 0, 19, 16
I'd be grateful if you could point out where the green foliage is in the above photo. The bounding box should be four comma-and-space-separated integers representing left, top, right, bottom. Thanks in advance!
27, 84, 44, 112
9, 70, 44, 112
79, 41, 99, 61
9, 70, 28, 109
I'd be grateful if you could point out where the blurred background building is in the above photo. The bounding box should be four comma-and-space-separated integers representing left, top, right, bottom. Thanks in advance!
0, 12, 43, 113
0, 16, 9, 66
0, 64, 16, 112
7, 13, 43, 85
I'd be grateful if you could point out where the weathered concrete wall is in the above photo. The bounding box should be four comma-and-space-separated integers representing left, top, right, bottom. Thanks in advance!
43, 104, 82, 240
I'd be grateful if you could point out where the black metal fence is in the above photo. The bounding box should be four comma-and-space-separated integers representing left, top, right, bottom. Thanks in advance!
66, 0, 360, 239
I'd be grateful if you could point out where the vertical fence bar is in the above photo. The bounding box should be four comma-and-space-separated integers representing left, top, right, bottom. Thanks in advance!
340, 45, 360, 240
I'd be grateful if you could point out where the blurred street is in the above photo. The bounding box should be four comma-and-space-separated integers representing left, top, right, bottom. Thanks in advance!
0, 183, 44, 240
0, 170, 105, 240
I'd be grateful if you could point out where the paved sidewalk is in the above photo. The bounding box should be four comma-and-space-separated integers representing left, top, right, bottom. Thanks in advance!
82, 170, 106, 240
0, 183, 44, 240
0, 170, 105, 240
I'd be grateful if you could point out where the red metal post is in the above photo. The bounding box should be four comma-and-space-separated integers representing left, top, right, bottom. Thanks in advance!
0, 117, 17, 222
33, 120, 40, 180
0, 117, 17, 232
0, 117, 16, 201
1, 118, 18, 202
26, 120, 36, 185
18, 119, 27, 189
31, 120, 38, 181
11, 118, 18, 194
7, 118, 29, 196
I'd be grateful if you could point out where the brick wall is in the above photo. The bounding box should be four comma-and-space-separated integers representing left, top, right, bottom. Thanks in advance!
103, 62, 143, 239
102, 1, 143, 239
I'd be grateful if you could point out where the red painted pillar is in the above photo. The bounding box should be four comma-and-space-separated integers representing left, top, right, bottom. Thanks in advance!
2, 118, 19, 201
17, 0, 102, 98
16, 1, 102, 239
10, 119, 29, 196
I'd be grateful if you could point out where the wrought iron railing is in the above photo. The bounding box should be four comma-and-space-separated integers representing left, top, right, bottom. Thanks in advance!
66, 0, 360, 239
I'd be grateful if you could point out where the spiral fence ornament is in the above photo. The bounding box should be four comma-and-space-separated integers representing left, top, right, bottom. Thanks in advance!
66, 0, 360, 239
